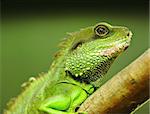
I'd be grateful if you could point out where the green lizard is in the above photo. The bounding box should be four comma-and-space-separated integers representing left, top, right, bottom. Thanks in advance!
4, 22, 132, 114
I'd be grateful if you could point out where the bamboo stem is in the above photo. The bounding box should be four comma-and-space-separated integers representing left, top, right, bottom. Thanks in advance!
78, 49, 150, 114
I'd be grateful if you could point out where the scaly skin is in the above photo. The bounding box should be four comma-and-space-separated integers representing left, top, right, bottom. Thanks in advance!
4, 22, 132, 114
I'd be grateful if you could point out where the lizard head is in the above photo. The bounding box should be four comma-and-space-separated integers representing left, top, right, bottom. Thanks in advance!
64, 22, 132, 83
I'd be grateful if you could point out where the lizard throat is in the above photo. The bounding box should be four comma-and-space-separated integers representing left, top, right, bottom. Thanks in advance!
65, 57, 114, 84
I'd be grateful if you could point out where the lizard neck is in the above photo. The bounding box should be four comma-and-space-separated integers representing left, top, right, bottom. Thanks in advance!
48, 50, 95, 94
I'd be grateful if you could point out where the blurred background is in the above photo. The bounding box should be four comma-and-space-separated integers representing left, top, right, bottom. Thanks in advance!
1, 0, 149, 113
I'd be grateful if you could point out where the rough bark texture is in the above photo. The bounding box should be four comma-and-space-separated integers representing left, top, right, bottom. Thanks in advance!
78, 49, 150, 114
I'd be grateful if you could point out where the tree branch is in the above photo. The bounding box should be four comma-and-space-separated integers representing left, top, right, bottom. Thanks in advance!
78, 49, 150, 114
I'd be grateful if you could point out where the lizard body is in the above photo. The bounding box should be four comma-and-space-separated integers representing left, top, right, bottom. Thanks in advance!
4, 22, 132, 114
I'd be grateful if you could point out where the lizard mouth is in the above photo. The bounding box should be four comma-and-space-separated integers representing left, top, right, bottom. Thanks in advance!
98, 31, 132, 57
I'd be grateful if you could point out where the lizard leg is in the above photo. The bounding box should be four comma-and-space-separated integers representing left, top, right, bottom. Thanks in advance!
39, 83, 88, 114
68, 88, 88, 114
39, 94, 73, 114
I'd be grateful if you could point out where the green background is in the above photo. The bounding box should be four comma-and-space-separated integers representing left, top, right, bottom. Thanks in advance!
1, 0, 149, 113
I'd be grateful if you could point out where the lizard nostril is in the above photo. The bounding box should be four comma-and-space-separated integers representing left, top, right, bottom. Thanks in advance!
127, 32, 130, 37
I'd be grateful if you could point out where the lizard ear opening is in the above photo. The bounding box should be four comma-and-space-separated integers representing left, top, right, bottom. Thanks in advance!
71, 42, 83, 50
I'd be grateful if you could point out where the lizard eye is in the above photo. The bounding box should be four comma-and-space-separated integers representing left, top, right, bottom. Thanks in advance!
94, 25, 109, 37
